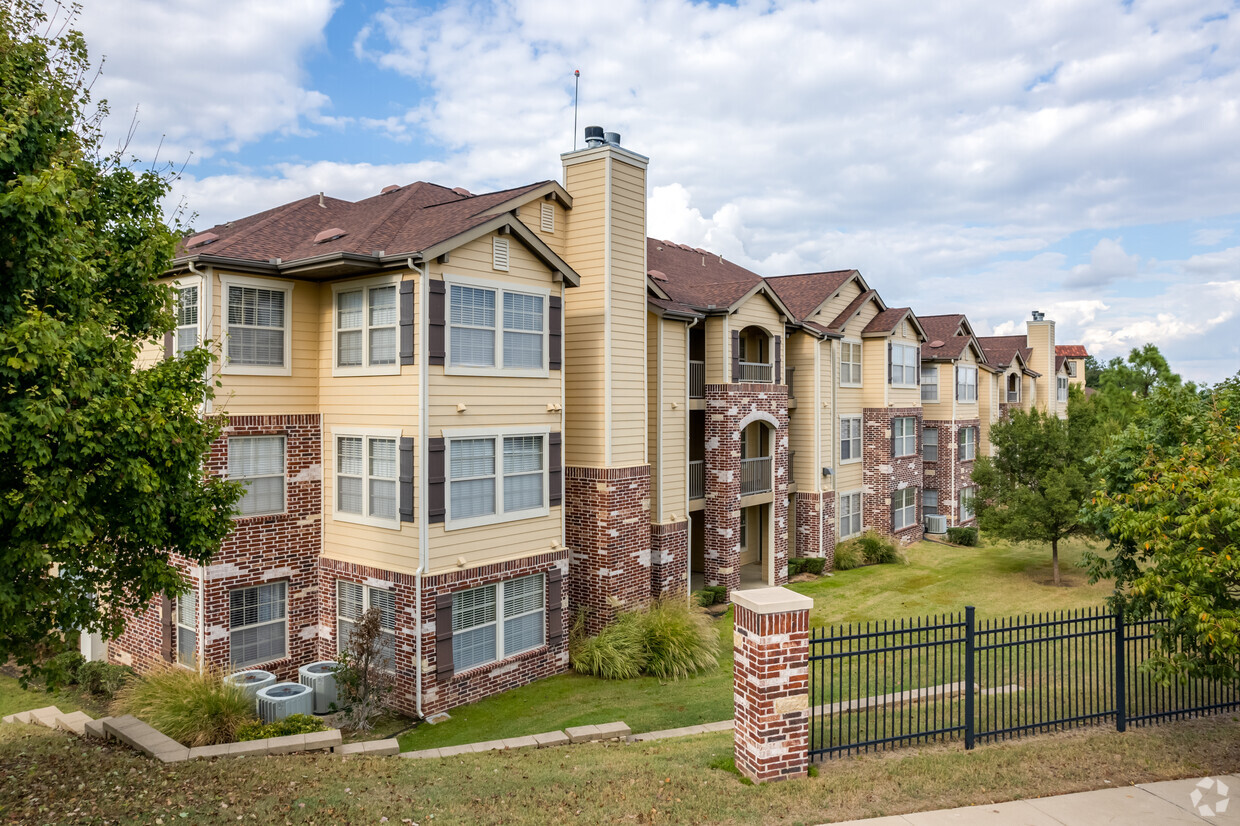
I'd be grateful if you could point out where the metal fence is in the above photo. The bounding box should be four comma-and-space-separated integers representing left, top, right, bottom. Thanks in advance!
808, 606, 1240, 761
690, 360, 705, 399
689, 460, 704, 501
740, 456, 772, 495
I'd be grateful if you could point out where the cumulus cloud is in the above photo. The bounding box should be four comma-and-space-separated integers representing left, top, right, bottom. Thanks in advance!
1192, 228, 1234, 246
1064, 238, 1140, 288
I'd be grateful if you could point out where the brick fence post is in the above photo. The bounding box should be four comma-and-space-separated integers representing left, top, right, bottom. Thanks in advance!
732, 586, 812, 784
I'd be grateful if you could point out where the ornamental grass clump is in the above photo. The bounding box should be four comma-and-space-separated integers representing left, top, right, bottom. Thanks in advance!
111, 665, 257, 747
569, 610, 647, 680
570, 599, 719, 681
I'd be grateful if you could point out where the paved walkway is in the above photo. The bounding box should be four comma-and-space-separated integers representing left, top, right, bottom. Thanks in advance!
827, 774, 1238, 825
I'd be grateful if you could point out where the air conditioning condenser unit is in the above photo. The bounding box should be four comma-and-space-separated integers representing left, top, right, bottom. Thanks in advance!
255, 682, 314, 723
924, 514, 948, 534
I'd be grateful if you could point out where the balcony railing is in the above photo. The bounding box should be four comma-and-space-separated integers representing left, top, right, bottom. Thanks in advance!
786, 365, 795, 397
738, 361, 773, 383
740, 456, 772, 496
1007, 391, 1020, 403
689, 460, 704, 500
690, 360, 705, 399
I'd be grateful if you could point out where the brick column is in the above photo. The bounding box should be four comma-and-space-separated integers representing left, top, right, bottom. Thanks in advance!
732, 586, 812, 784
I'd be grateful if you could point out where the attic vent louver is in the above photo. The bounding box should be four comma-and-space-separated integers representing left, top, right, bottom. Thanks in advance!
186, 232, 218, 248
314, 227, 346, 244
381, 184, 400, 194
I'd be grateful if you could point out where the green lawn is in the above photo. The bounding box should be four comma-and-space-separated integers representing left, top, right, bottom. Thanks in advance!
400, 536, 1112, 751
0, 673, 96, 719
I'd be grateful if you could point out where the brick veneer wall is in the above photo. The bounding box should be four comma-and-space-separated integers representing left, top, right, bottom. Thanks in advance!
110, 415, 323, 681
862, 407, 924, 546
564, 465, 651, 635
924, 417, 981, 526
650, 520, 689, 598
704, 383, 790, 597
420, 552, 570, 716
793, 491, 837, 570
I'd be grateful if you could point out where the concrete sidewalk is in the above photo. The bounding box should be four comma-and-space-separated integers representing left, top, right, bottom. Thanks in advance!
827, 774, 1237, 825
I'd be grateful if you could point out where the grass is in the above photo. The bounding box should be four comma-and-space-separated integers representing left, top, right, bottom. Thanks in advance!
2, 712, 1238, 824
0, 673, 100, 719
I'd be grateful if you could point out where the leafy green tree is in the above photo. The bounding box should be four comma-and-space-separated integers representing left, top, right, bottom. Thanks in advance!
1095, 344, 1185, 421
971, 402, 1098, 585
1083, 355, 1103, 388
1085, 375, 1240, 684
0, 1, 241, 682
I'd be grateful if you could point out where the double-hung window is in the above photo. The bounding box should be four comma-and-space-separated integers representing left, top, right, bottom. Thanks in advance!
447, 432, 546, 528
175, 589, 197, 668
229, 436, 285, 517
335, 433, 399, 527
840, 341, 862, 386
448, 279, 546, 373
923, 427, 938, 462
175, 285, 199, 356
839, 492, 862, 539
959, 426, 977, 461
893, 417, 917, 457
1057, 376, 1069, 402
840, 416, 862, 462
223, 277, 291, 374
960, 486, 977, 521
921, 366, 938, 401
893, 487, 918, 531
452, 574, 545, 672
1066, 361, 1077, 377
230, 582, 286, 667
956, 366, 978, 402
336, 580, 396, 667
334, 280, 398, 373
923, 489, 939, 515
890, 343, 919, 386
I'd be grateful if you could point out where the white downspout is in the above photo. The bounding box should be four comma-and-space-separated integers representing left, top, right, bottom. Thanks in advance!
186, 260, 210, 672
830, 338, 838, 542
684, 317, 696, 603
409, 257, 429, 719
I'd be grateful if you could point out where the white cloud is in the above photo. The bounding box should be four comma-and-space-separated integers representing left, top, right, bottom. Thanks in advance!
1191, 227, 1233, 246
1064, 238, 1140, 288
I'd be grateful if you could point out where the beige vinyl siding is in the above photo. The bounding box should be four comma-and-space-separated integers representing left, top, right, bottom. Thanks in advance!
703, 315, 729, 384
786, 332, 816, 493
647, 313, 660, 513
427, 514, 563, 575
978, 369, 998, 457
518, 200, 566, 259
1026, 321, 1055, 415
952, 347, 980, 418
651, 315, 688, 520
921, 362, 948, 419
607, 158, 648, 467
730, 292, 782, 339
810, 279, 862, 326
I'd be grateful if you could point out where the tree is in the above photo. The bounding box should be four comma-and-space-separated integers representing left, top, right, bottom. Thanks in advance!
1085, 375, 1240, 684
0, 1, 241, 682
1095, 344, 1185, 421
971, 400, 1098, 585
1083, 355, 1103, 388
332, 608, 395, 731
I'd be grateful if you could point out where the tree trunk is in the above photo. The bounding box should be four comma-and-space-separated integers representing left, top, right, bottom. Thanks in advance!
1052, 538, 1061, 586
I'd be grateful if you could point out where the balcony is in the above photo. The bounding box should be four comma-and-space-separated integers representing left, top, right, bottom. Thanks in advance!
738, 361, 773, 383
689, 460, 704, 500
740, 456, 772, 496
690, 360, 705, 399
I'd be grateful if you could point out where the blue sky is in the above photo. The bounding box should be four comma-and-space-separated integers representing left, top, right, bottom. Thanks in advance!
73, 0, 1240, 383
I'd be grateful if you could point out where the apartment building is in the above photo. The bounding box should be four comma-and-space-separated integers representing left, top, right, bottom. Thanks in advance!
107, 130, 1083, 716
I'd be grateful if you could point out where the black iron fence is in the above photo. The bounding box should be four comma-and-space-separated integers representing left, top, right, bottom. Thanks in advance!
808, 606, 1240, 760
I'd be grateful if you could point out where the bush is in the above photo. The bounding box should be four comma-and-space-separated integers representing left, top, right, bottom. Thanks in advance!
43, 650, 86, 687
787, 558, 805, 576
641, 599, 719, 680
859, 531, 901, 565
77, 661, 132, 700
947, 526, 979, 546
235, 713, 327, 742
832, 539, 865, 570
333, 607, 396, 732
570, 611, 648, 679
802, 557, 826, 575
694, 586, 727, 606
111, 666, 256, 746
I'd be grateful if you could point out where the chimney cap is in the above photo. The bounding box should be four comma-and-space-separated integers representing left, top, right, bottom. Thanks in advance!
1031, 310, 1045, 321
584, 125, 606, 148
604, 131, 621, 146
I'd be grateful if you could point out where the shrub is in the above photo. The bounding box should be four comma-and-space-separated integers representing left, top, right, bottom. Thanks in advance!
859, 531, 901, 565
832, 539, 865, 570
947, 526, 979, 546
43, 650, 86, 687
570, 610, 648, 679
111, 666, 256, 746
77, 661, 132, 700
706, 585, 727, 605
787, 558, 805, 576
802, 557, 826, 575
333, 607, 396, 732
640, 599, 719, 680
235, 713, 327, 742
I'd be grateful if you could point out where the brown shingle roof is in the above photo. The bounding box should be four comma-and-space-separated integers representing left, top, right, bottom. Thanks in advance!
647, 295, 703, 319
646, 239, 764, 310
863, 307, 913, 335
923, 336, 971, 360
1056, 344, 1089, 358
918, 314, 966, 343
977, 335, 1032, 368
1055, 355, 1067, 373
765, 270, 857, 321
827, 289, 879, 333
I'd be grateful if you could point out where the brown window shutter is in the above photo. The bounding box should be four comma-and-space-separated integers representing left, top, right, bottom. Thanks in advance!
887, 342, 893, 384
958, 428, 966, 461
916, 347, 921, 385
428, 437, 446, 523
548, 295, 562, 370
435, 592, 454, 679
773, 335, 782, 385
955, 366, 961, 401
546, 568, 564, 645
428, 280, 446, 365
399, 280, 415, 365
399, 436, 415, 523
891, 418, 897, 457
163, 332, 174, 360
548, 432, 562, 506
731, 330, 740, 382
160, 594, 174, 662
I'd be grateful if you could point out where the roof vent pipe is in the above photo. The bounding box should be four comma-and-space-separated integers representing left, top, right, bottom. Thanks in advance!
604, 131, 621, 146
584, 126, 605, 148
1031, 310, 1045, 321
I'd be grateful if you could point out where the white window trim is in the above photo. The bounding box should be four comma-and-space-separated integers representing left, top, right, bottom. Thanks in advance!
960, 427, 977, 462
443, 273, 550, 379
839, 415, 863, 465
219, 273, 294, 376
923, 489, 939, 514
921, 366, 939, 402
336, 580, 397, 670
840, 339, 863, 388
331, 274, 402, 378
893, 416, 917, 458
956, 365, 979, 403
229, 582, 288, 669
443, 425, 551, 531
890, 343, 919, 388
174, 590, 197, 671
839, 490, 863, 539
330, 427, 403, 530
922, 426, 939, 463
960, 486, 978, 521
453, 573, 547, 672
1057, 376, 1069, 402
893, 486, 918, 531
228, 435, 286, 518
172, 275, 202, 356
